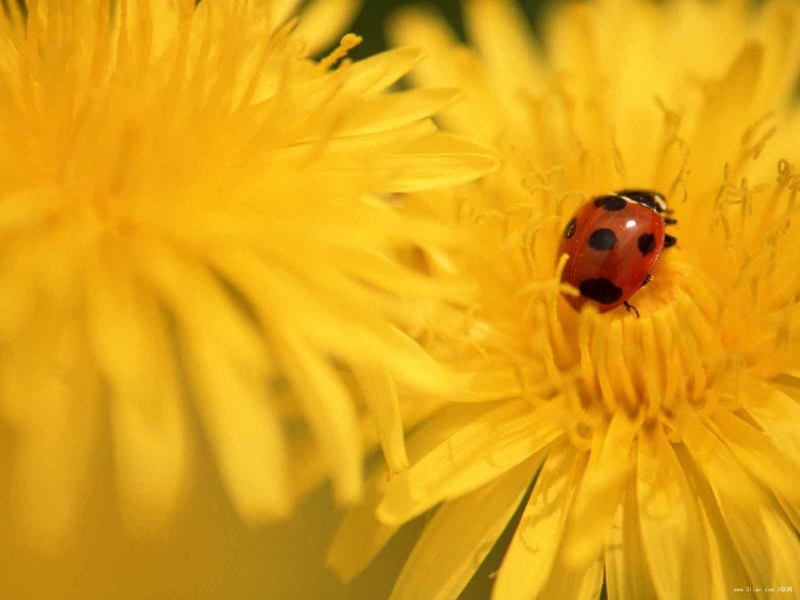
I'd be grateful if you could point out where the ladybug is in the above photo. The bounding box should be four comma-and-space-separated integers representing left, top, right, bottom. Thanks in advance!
557, 189, 677, 317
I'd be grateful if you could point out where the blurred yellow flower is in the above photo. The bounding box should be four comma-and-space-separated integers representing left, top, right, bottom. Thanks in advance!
0, 0, 496, 548
330, 0, 800, 597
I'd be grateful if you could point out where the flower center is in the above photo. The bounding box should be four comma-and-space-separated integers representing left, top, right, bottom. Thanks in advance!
518, 238, 725, 440
563, 256, 725, 438
451, 189, 749, 449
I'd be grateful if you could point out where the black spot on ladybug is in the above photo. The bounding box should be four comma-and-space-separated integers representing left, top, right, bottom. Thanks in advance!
638, 233, 656, 256
594, 195, 627, 211
564, 217, 577, 239
588, 228, 617, 251
579, 278, 623, 305
664, 234, 677, 248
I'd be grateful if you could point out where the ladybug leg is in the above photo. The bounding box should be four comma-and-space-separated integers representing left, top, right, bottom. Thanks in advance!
642, 273, 653, 287
664, 234, 677, 248
624, 301, 640, 318
663, 217, 678, 225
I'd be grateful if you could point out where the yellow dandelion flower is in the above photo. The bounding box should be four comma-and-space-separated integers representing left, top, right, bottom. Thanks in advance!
329, 0, 800, 597
0, 0, 496, 548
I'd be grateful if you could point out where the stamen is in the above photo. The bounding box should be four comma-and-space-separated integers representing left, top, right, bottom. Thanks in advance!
578, 305, 596, 388
318, 33, 362, 72
638, 319, 660, 420
593, 316, 618, 415
607, 320, 638, 416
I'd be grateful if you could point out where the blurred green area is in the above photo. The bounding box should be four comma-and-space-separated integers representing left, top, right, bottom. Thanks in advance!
347, 0, 548, 59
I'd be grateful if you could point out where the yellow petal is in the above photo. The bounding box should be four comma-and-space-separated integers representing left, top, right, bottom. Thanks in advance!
345, 47, 425, 95
604, 484, 658, 600
336, 88, 462, 138
381, 132, 498, 193
269, 0, 305, 30
755, 0, 800, 110
273, 328, 362, 505
378, 400, 560, 525
690, 42, 765, 199
326, 468, 399, 583
136, 241, 291, 522
335, 248, 474, 304
678, 410, 761, 505
391, 459, 537, 600
387, 7, 503, 140
535, 553, 604, 600
186, 335, 291, 522
211, 251, 452, 395
0, 238, 43, 342
463, 0, 544, 93
461, 367, 525, 403
719, 498, 800, 596
743, 378, 800, 464
493, 440, 582, 600
679, 423, 800, 594
711, 409, 800, 508
636, 431, 710, 600
326, 400, 474, 582
0, 184, 60, 231
9, 308, 102, 551
675, 444, 749, 597
271, 119, 438, 166
295, 0, 363, 57
562, 413, 636, 569
85, 251, 188, 532
353, 366, 408, 472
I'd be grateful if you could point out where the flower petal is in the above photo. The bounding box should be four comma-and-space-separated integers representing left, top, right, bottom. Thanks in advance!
137, 241, 291, 522
493, 440, 582, 600
85, 252, 188, 532
8, 308, 102, 551
535, 553, 604, 600
755, 0, 800, 109
387, 7, 503, 140
337, 88, 462, 138
605, 484, 658, 600
326, 400, 480, 582
345, 47, 425, 95
675, 445, 749, 597
561, 413, 636, 569
378, 400, 561, 525
743, 378, 800, 464
295, 0, 363, 57
273, 328, 362, 505
680, 417, 800, 593
677, 411, 761, 505
711, 409, 800, 509
636, 431, 710, 600
463, 0, 544, 93
326, 468, 399, 583
391, 458, 537, 600
212, 251, 453, 395
353, 366, 408, 472
270, 0, 305, 31
380, 132, 498, 193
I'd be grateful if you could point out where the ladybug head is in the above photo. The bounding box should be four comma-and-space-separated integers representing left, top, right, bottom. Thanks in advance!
614, 189, 668, 213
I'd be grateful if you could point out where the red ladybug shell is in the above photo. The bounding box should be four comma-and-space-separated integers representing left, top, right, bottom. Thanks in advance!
558, 193, 667, 313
